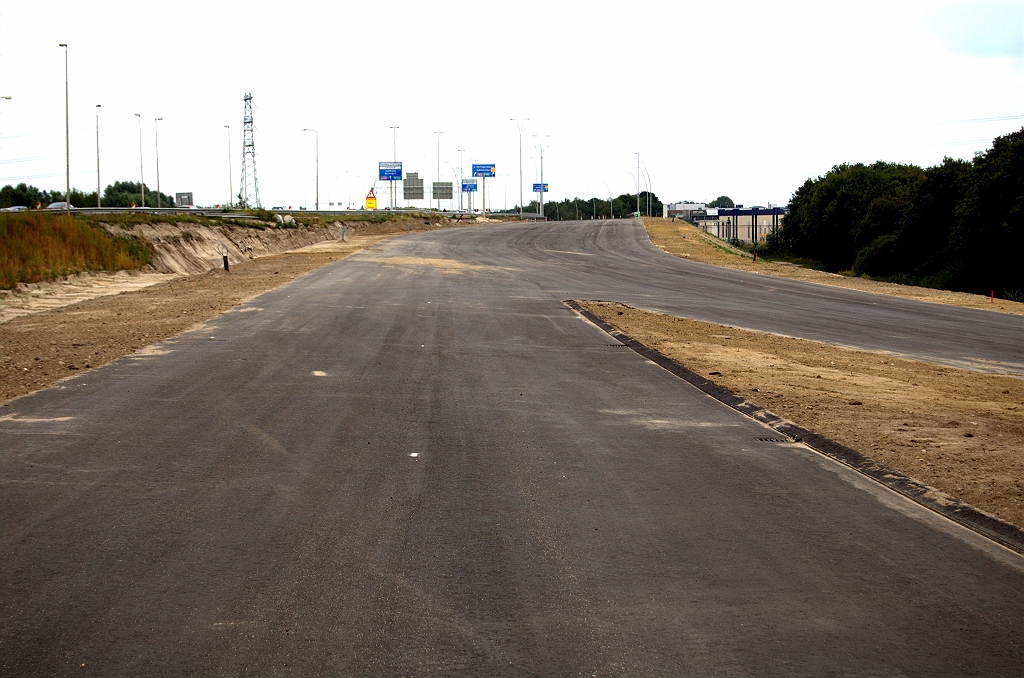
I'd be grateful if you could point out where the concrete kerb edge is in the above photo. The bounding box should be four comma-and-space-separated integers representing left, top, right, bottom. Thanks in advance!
563, 299, 1024, 556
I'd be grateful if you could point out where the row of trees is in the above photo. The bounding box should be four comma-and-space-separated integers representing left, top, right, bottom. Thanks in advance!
771, 129, 1023, 299
0, 181, 176, 209
517, 192, 663, 221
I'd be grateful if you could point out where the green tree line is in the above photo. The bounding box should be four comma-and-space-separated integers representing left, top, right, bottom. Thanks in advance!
0, 181, 176, 209
771, 129, 1024, 300
516, 192, 663, 220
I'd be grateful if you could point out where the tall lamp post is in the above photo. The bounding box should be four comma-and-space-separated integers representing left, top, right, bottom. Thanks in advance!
640, 159, 652, 217
389, 125, 399, 209
59, 43, 69, 212
604, 182, 613, 219
95, 105, 101, 207
434, 131, 442, 210
134, 113, 144, 207
303, 128, 318, 210
0, 95, 10, 147
224, 125, 232, 207
635, 152, 641, 215
510, 115, 529, 219
458, 149, 465, 212
154, 117, 163, 208
534, 134, 548, 218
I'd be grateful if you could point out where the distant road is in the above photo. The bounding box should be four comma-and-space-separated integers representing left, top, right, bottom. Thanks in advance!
2, 219, 1021, 675
445, 219, 1023, 374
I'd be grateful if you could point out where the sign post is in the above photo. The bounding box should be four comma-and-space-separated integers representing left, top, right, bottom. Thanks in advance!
472, 164, 495, 213
462, 178, 477, 213
532, 184, 548, 218
379, 162, 402, 209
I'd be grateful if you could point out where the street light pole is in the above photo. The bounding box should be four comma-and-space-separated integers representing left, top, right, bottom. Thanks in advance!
303, 128, 318, 210
534, 134, 548, 218
224, 125, 232, 207
458, 149, 465, 212
604, 182, 613, 219
511, 115, 529, 219
154, 118, 163, 208
641, 160, 652, 217
95, 104, 101, 207
59, 43, 69, 212
635, 152, 641, 215
389, 125, 399, 209
434, 131, 442, 210
134, 113, 144, 208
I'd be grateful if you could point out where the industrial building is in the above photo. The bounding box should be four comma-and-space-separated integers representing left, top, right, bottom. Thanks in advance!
693, 206, 786, 244
664, 202, 706, 220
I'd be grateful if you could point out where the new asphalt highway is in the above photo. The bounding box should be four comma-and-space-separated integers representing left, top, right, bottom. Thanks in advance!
2, 220, 1022, 675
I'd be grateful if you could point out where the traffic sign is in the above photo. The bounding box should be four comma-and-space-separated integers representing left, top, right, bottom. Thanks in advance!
533, 183, 548, 193
462, 178, 478, 192
365, 188, 377, 210
379, 161, 402, 181
471, 163, 495, 178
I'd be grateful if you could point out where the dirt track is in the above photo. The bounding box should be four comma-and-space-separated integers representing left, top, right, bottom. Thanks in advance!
4, 218, 1021, 531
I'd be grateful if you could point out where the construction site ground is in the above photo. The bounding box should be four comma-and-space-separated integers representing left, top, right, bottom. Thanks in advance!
3, 217, 1020, 532
630, 218, 1023, 529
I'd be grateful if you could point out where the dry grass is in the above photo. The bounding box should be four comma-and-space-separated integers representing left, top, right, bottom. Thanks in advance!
0, 212, 149, 290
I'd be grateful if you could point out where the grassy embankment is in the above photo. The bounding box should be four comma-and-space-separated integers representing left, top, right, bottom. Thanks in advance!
0, 212, 151, 290
1, 210, 460, 291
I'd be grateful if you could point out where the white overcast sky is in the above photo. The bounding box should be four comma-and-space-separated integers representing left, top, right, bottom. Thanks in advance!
1, 0, 1021, 209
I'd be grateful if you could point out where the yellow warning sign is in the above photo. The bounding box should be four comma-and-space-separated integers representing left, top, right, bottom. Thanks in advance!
365, 188, 377, 210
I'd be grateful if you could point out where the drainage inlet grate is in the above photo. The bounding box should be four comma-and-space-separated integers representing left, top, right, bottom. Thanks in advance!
757, 437, 790, 443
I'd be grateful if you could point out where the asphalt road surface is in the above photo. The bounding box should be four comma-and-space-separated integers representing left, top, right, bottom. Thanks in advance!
3, 220, 1022, 676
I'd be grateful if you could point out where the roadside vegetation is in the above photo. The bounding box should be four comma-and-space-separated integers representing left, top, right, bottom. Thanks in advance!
0, 180, 177, 210
522, 192, 663, 220
767, 128, 1024, 301
0, 211, 151, 290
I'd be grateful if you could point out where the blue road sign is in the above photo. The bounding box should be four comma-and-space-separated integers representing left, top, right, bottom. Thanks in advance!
532, 183, 548, 193
462, 179, 478, 192
471, 163, 495, 178
379, 161, 402, 181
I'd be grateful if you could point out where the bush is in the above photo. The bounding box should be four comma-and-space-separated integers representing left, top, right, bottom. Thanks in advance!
852, 234, 901, 277
776, 129, 1024, 298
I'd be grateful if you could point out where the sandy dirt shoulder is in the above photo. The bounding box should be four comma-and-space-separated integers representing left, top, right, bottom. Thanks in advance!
0, 216, 461, 324
579, 301, 1024, 529
0, 235, 388, 405
643, 217, 1024, 316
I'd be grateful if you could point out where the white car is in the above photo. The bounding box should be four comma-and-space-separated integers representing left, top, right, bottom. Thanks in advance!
0, 205, 28, 212
46, 202, 71, 210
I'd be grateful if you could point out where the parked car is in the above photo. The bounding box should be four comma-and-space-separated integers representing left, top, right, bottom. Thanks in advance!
46, 202, 71, 210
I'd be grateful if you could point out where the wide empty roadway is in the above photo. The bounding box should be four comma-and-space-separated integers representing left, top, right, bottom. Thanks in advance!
2, 220, 1022, 675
